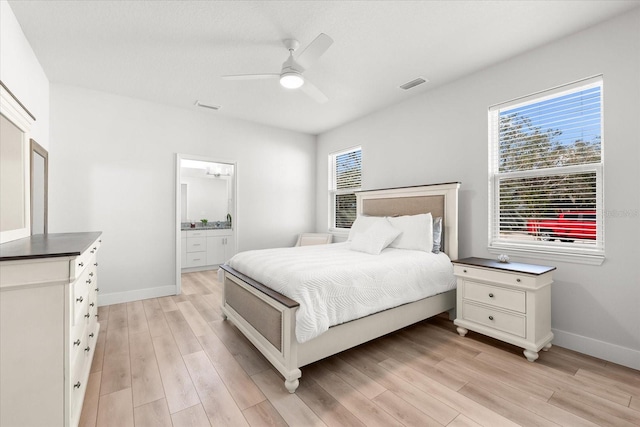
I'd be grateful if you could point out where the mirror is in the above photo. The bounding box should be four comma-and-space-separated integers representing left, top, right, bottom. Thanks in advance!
30, 139, 48, 235
0, 114, 26, 232
180, 160, 234, 226
0, 82, 34, 243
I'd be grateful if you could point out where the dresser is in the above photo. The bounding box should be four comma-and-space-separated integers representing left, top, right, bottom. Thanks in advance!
0, 232, 102, 427
452, 257, 555, 362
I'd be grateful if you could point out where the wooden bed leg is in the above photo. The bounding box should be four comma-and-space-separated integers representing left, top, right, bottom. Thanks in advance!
284, 378, 299, 393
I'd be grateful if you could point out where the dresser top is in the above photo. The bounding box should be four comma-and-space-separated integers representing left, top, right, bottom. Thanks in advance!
0, 232, 102, 261
452, 257, 556, 275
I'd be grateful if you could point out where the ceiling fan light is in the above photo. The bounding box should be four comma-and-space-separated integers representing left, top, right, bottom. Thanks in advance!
280, 72, 304, 89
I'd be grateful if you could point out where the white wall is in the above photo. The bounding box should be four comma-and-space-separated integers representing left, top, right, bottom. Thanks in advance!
317, 10, 640, 369
0, 0, 49, 150
50, 84, 316, 304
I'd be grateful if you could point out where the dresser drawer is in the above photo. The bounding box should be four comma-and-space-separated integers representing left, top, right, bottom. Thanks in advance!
462, 301, 526, 338
69, 322, 87, 368
185, 252, 206, 267
186, 237, 206, 252
72, 270, 91, 327
70, 240, 100, 281
69, 345, 91, 427
463, 281, 526, 313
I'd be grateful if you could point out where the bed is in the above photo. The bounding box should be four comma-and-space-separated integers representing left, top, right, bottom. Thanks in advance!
219, 182, 460, 392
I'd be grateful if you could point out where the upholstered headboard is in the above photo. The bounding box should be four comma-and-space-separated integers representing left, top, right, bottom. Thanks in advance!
356, 183, 460, 259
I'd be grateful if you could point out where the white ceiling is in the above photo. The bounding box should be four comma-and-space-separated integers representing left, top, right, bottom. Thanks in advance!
9, 0, 640, 135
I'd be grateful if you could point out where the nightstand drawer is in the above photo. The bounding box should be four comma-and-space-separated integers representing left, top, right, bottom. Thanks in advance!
464, 281, 526, 313
462, 301, 526, 338
454, 265, 537, 288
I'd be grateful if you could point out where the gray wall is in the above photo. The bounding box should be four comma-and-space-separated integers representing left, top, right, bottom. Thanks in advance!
50, 84, 316, 304
316, 10, 640, 368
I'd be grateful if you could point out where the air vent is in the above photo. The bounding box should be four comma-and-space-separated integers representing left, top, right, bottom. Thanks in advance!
399, 77, 428, 90
194, 100, 221, 110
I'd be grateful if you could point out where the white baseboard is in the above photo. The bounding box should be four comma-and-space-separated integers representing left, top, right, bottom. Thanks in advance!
98, 285, 176, 306
552, 328, 640, 370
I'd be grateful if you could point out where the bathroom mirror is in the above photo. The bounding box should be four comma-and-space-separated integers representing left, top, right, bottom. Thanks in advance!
30, 139, 48, 235
180, 160, 234, 224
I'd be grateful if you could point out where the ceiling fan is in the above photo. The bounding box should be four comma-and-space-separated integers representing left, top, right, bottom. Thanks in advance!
222, 33, 333, 103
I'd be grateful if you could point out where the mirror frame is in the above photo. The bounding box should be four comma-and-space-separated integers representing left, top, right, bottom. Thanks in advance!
0, 81, 35, 244
30, 139, 48, 235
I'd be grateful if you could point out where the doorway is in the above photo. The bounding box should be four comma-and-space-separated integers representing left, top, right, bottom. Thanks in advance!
175, 153, 236, 295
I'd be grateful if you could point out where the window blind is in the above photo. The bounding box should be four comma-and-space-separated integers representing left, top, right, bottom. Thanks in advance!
489, 76, 603, 258
335, 149, 362, 189
330, 147, 361, 229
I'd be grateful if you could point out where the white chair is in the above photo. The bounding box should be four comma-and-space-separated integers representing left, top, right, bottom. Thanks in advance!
295, 233, 333, 247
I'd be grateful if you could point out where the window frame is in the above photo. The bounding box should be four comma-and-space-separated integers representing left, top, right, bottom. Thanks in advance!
328, 146, 362, 233
488, 76, 604, 265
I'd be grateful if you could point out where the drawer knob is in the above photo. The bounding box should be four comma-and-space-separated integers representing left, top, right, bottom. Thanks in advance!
95, 288, 100, 292
90, 302, 95, 307
73, 339, 81, 346
94, 262, 99, 266
74, 381, 81, 389
78, 262, 84, 267
516, 278, 521, 283
84, 313, 91, 318
84, 346, 91, 352
86, 279, 92, 284
463, 269, 467, 273
90, 250, 95, 254
89, 272, 94, 277
89, 333, 94, 338
488, 293, 494, 298
488, 315, 494, 321
76, 296, 83, 303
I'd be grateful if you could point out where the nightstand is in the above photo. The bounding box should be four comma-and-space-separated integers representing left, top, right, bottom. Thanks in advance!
452, 257, 556, 362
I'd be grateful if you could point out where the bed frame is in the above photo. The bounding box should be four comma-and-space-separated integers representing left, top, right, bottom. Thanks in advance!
219, 182, 460, 392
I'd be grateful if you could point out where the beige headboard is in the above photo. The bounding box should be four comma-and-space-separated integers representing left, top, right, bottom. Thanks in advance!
356, 183, 460, 260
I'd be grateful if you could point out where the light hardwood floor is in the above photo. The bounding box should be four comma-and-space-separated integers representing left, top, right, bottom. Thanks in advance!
80, 270, 640, 427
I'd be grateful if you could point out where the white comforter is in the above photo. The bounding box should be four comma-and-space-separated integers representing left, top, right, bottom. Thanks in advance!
225, 242, 456, 343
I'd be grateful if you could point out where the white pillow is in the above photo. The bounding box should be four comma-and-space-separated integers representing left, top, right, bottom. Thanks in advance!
348, 215, 382, 241
388, 213, 433, 252
350, 218, 401, 255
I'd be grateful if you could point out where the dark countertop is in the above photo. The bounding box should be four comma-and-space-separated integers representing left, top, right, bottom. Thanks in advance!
0, 232, 102, 261
452, 257, 556, 275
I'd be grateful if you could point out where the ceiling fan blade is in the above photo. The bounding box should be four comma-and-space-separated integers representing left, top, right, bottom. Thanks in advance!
296, 33, 333, 69
301, 79, 328, 103
222, 73, 279, 80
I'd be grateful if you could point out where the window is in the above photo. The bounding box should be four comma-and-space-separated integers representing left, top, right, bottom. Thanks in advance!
329, 147, 362, 230
488, 76, 604, 264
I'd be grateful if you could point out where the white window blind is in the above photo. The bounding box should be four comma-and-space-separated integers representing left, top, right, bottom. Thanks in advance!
329, 147, 362, 229
488, 76, 604, 263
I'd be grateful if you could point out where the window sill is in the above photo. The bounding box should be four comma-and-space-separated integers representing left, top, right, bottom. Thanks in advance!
488, 244, 605, 266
